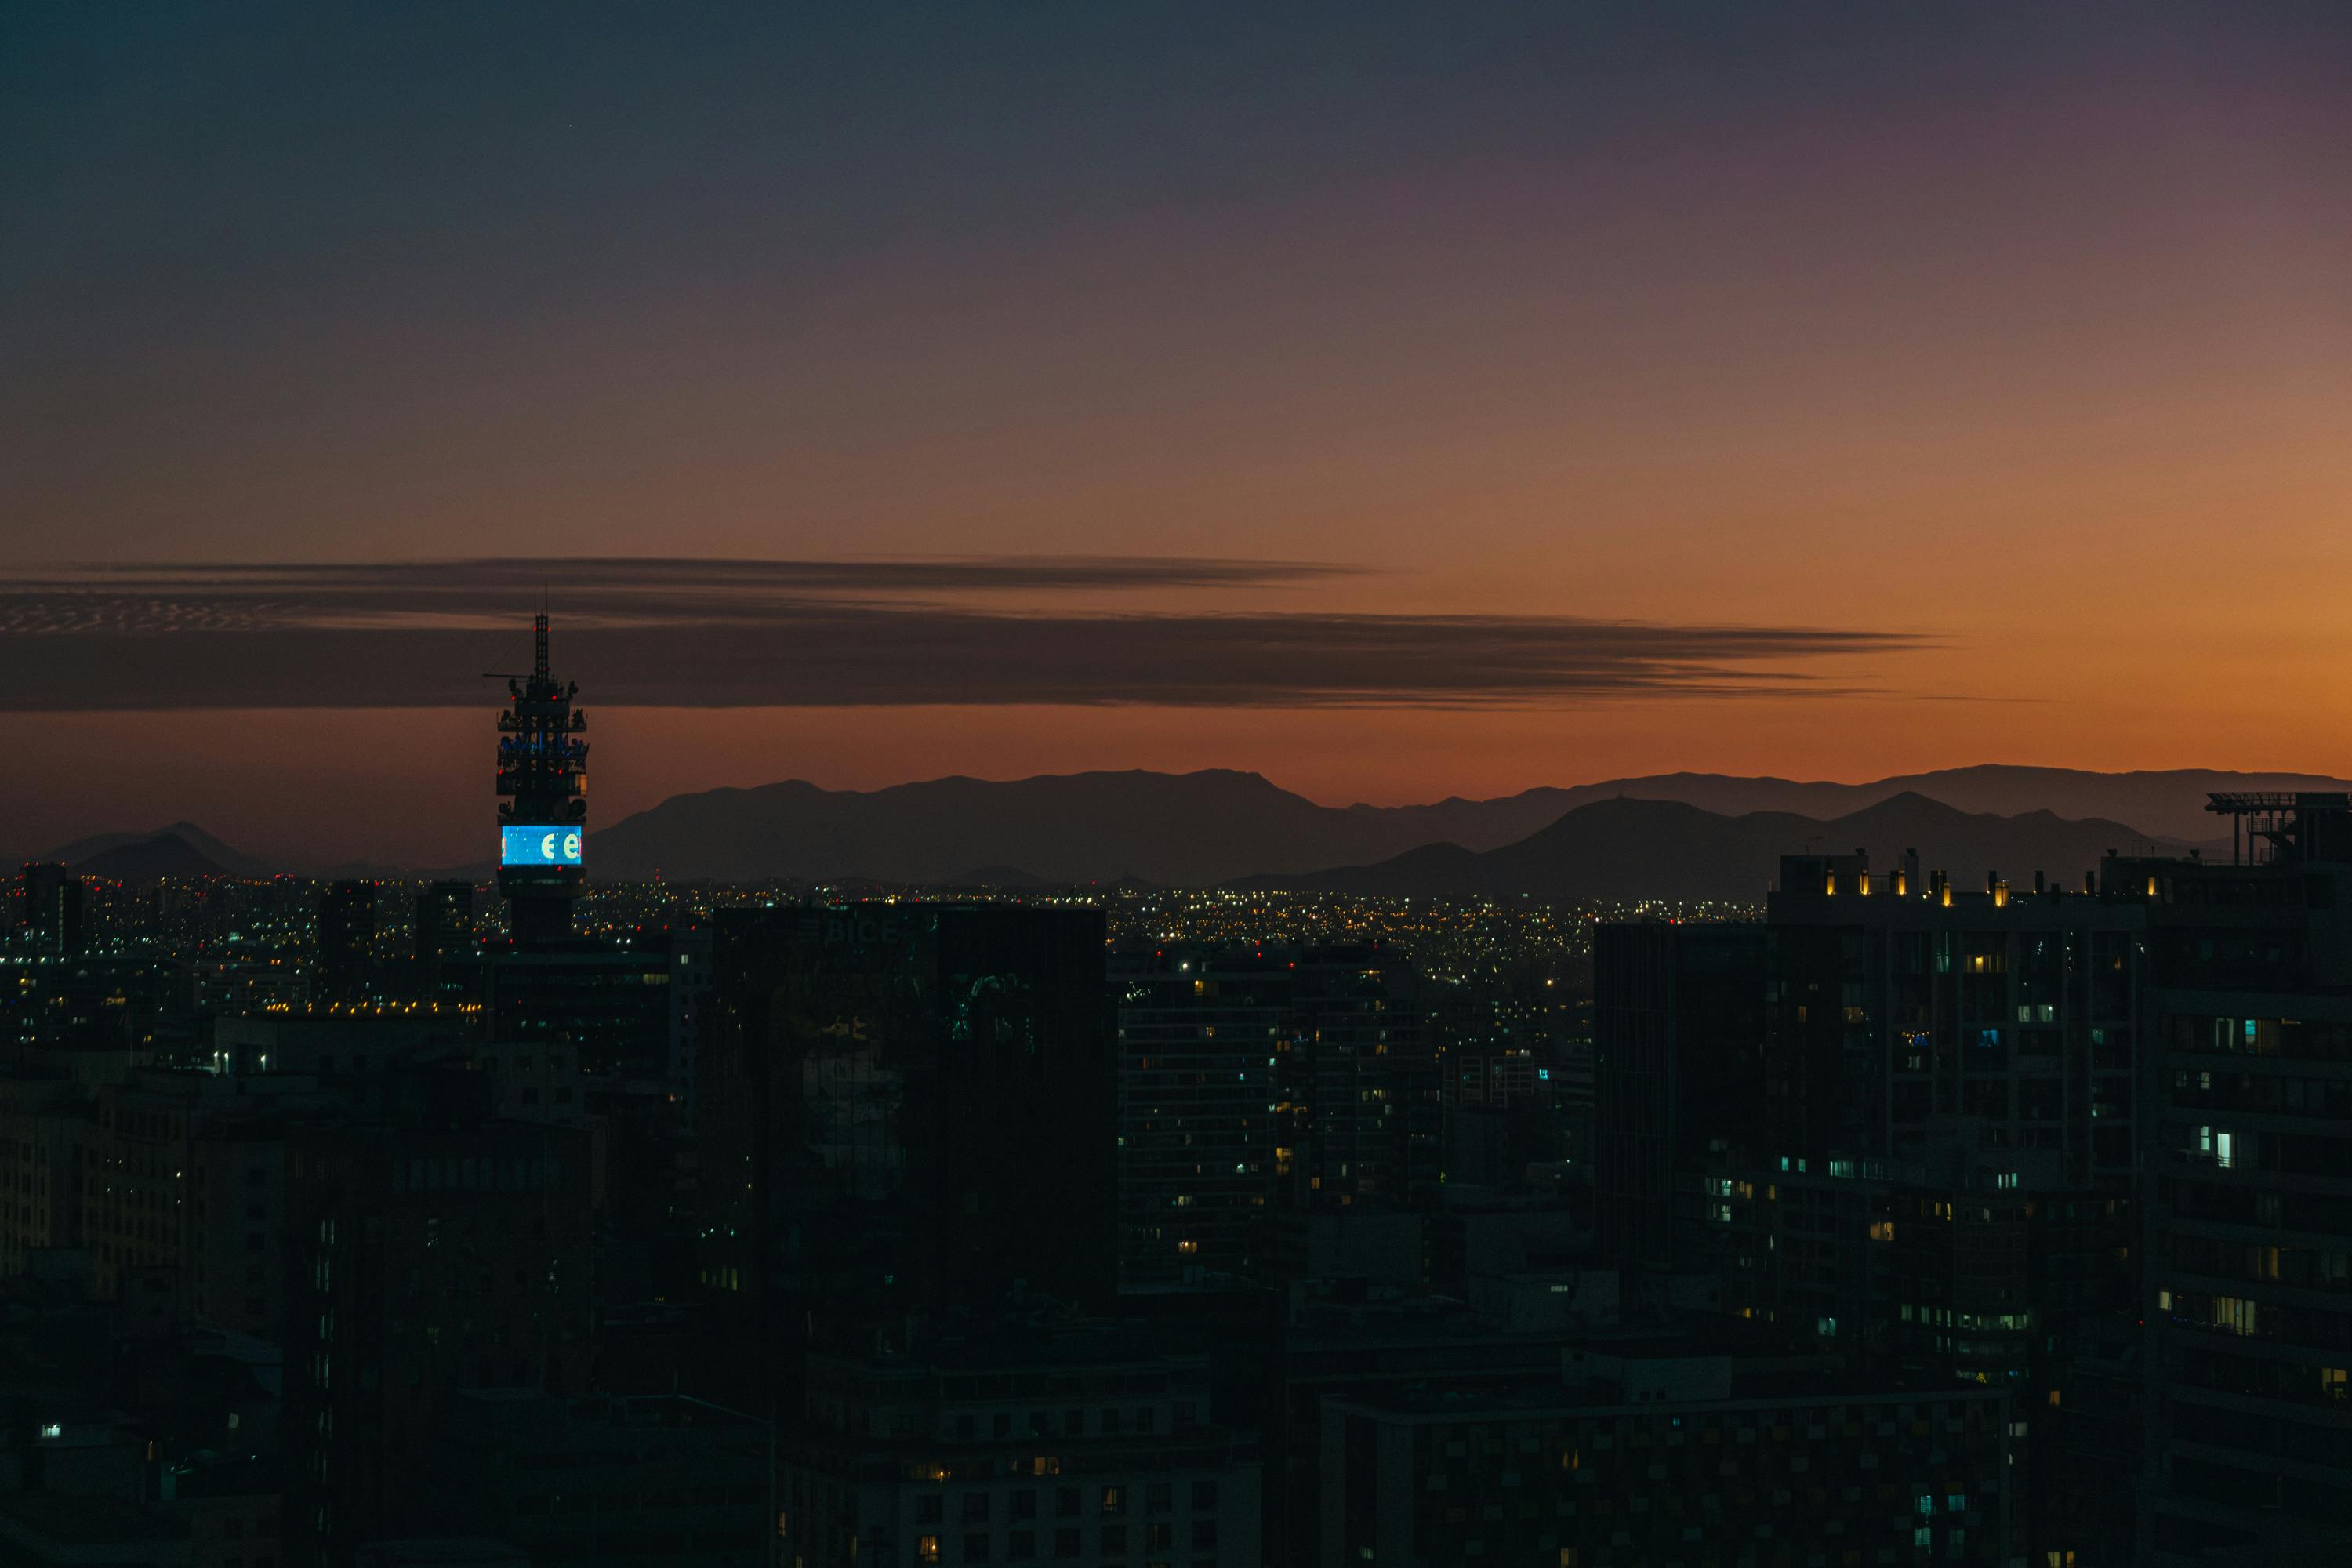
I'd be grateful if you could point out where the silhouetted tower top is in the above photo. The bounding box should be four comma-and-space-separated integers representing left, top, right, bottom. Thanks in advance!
495, 613, 589, 948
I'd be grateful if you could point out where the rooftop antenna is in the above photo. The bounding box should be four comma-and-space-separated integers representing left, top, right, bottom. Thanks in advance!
482, 581, 556, 685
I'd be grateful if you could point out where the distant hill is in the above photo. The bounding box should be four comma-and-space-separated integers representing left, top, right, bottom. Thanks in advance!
29, 764, 2325, 886
586, 765, 2245, 888
588, 769, 1461, 885
66, 827, 240, 880
1243, 793, 2192, 903
38, 821, 270, 879
1492, 766, 2350, 845
943, 865, 1056, 888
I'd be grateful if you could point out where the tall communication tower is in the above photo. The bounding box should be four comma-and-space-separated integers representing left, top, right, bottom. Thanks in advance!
492, 614, 589, 946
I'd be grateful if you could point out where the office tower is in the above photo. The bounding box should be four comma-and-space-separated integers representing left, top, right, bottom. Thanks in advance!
281, 1066, 595, 1566
493, 613, 589, 949
2129, 794, 2352, 1566
1592, 920, 1769, 1289
697, 903, 1113, 1402
315, 880, 379, 999
779, 1323, 1261, 1568
19, 862, 85, 956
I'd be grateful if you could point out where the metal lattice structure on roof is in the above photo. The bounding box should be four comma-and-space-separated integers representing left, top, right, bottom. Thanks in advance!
2205, 792, 2352, 814
2205, 792, 2352, 866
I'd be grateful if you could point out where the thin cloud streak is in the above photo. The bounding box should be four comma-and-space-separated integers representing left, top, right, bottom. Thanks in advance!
0, 557, 1928, 711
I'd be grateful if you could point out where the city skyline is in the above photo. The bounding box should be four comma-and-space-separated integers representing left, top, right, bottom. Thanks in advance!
9, 4, 2352, 857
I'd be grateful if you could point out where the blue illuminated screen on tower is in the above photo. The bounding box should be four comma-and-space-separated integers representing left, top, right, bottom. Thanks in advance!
501, 826, 583, 866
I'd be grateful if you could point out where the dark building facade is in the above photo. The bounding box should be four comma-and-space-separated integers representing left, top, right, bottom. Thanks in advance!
781, 1323, 1261, 1568
1597, 853, 2151, 1564
697, 903, 1114, 1403
1276, 946, 1437, 1221
1319, 1341, 2014, 1568
314, 880, 379, 1000
411, 879, 477, 989
281, 1070, 596, 1566
18, 863, 86, 956
1761, 851, 2145, 1183
1592, 921, 1768, 1290
1112, 946, 1286, 1290
2126, 795, 2352, 1566
1112, 944, 1438, 1294
422, 1391, 771, 1565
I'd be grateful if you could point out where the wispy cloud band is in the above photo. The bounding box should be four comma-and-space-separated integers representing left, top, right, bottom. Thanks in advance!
0, 557, 1925, 710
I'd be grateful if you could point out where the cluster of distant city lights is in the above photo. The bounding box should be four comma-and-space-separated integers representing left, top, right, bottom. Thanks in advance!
14, 876, 1759, 985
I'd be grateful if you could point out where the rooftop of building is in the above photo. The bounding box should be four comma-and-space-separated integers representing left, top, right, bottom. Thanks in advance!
1327, 1353, 2007, 1424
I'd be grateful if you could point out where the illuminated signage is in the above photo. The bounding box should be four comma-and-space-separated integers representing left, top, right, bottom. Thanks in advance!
501, 826, 583, 867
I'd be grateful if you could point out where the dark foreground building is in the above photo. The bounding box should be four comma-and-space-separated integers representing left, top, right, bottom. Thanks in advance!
2128, 794, 2352, 1566
1592, 921, 1768, 1294
281, 1069, 596, 1565
781, 1320, 1261, 1568
697, 902, 1113, 1406
1319, 1336, 2013, 1568
1112, 943, 1439, 1293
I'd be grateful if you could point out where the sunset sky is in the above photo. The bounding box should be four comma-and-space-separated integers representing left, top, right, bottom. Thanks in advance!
5, 4, 2350, 866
